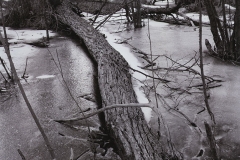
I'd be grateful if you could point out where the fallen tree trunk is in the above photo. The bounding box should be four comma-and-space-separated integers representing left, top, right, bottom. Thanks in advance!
176, 12, 200, 26
141, 1, 182, 15
53, 0, 173, 160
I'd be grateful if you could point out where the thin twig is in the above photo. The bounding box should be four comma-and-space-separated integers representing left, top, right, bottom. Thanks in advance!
21, 57, 28, 78
163, 54, 219, 82
147, 12, 178, 157
73, 149, 90, 160
17, 149, 26, 160
91, 0, 107, 25
95, 0, 135, 29
199, 1, 215, 124
156, 93, 198, 128
129, 66, 170, 83
0, 71, 8, 82
0, 57, 11, 79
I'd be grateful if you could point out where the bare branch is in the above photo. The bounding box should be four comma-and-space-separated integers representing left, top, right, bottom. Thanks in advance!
55, 103, 155, 123
21, 57, 28, 78
17, 149, 26, 160
129, 66, 171, 83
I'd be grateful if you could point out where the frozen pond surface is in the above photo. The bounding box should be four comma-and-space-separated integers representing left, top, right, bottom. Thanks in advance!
1, 11, 240, 159
102, 19, 240, 159
0, 35, 102, 159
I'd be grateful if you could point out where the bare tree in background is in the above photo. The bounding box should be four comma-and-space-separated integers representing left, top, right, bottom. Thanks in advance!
204, 0, 240, 61
133, 0, 142, 28
235, 0, 240, 59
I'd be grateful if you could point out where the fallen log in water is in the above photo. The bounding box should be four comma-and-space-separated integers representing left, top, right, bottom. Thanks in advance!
53, 0, 173, 159
141, 1, 182, 15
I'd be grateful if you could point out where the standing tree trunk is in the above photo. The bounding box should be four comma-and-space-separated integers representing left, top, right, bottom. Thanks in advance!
221, 0, 230, 55
204, 0, 240, 60
204, 0, 223, 56
152, 0, 157, 5
235, 0, 240, 60
43, 0, 50, 41
124, 0, 132, 22
133, 0, 142, 28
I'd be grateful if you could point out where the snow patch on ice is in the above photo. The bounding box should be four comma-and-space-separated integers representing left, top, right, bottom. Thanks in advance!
155, 0, 175, 7
186, 13, 210, 24
100, 28, 152, 123
225, 4, 236, 11
185, 12, 234, 26
142, 4, 164, 9
0, 27, 57, 43
82, 8, 127, 25
142, 0, 175, 9
0, 42, 38, 73
148, 19, 169, 27
36, 75, 55, 79
0, 27, 57, 72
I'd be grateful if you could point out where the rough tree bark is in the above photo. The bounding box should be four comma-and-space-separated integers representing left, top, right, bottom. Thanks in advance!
53, 0, 170, 159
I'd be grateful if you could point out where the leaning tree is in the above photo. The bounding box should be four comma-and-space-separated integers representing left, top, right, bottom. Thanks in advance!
2, 0, 182, 159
